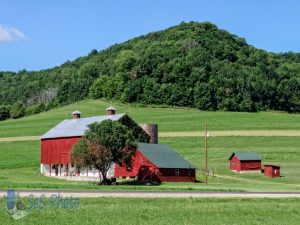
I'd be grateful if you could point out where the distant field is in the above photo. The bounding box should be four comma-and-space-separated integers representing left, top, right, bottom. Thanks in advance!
1, 99, 300, 138
0, 136, 299, 191
163, 136, 300, 189
1, 198, 299, 225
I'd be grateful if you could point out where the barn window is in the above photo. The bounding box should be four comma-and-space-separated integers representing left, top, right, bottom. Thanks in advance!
175, 169, 180, 176
232, 161, 235, 166
142, 158, 145, 164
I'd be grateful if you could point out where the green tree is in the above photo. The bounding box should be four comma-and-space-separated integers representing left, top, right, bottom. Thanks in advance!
10, 103, 25, 119
0, 105, 11, 121
71, 120, 136, 184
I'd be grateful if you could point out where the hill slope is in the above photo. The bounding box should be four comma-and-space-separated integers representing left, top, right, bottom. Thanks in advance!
1, 21, 300, 120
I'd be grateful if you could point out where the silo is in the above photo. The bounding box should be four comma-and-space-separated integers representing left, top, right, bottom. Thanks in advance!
139, 124, 158, 144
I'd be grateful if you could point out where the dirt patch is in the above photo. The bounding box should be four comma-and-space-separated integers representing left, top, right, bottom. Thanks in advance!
0, 136, 40, 142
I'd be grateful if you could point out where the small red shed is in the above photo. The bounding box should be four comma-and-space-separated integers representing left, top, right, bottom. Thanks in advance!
229, 152, 261, 173
115, 143, 197, 182
264, 165, 280, 178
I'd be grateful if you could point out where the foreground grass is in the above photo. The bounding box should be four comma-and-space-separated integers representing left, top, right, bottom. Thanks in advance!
1, 99, 300, 138
0, 198, 300, 225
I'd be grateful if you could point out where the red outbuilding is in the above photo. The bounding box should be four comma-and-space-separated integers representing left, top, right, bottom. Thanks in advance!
264, 165, 280, 178
229, 152, 262, 173
115, 143, 196, 182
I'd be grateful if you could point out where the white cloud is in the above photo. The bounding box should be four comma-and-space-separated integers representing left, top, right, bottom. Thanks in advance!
0, 25, 27, 43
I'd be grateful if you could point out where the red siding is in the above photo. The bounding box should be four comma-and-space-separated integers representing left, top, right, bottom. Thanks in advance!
114, 150, 157, 177
229, 155, 241, 172
240, 160, 261, 171
230, 155, 261, 172
158, 168, 196, 182
41, 137, 81, 164
115, 150, 196, 182
229, 156, 241, 172
264, 165, 280, 178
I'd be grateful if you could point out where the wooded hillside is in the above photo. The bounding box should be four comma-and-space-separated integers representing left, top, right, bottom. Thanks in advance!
1, 21, 300, 120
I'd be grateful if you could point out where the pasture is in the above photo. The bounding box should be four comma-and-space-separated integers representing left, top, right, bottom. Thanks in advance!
1, 99, 300, 138
0, 137, 299, 191
0, 99, 299, 191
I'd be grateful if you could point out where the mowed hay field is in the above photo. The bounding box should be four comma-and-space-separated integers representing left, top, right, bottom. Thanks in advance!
0, 99, 300, 191
1, 99, 300, 138
1, 198, 300, 225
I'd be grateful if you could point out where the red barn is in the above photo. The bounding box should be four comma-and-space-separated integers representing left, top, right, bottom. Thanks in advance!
115, 143, 196, 182
40, 107, 196, 182
229, 152, 261, 173
40, 107, 149, 178
264, 165, 280, 178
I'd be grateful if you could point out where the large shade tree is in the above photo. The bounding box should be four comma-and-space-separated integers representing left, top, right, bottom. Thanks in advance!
71, 120, 136, 184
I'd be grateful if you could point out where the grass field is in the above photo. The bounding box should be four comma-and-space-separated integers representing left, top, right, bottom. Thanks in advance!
0, 99, 299, 191
0, 136, 299, 191
1, 99, 300, 138
1, 198, 300, 225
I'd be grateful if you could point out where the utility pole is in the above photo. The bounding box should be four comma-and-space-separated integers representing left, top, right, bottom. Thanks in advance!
205, 123, 208, 185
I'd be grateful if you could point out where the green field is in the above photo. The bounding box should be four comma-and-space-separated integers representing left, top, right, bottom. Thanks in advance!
1, 99, 300, 138
0, 137, 299, 191
1, 198, 300, 225
0, 99, 300, 191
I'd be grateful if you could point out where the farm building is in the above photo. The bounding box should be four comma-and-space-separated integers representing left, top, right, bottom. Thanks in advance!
115, 143, 196, 182
40, 107, 196, 182
229, 152, 262, 173
40, 107, 149, 179
264, 165, 280, 178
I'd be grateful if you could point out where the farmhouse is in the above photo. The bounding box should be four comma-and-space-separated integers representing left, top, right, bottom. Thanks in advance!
40, 107, 196, 182
115, 143, 196, 182
229, 151, 262, 173
264, 165, 280, 178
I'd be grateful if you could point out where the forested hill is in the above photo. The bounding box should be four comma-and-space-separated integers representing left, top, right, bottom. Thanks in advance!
1, 21, 300, 120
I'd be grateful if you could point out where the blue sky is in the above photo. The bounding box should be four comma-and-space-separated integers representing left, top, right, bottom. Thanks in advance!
0, 0, 300, 72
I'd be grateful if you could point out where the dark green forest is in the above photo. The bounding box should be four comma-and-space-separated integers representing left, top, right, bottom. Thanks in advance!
1, 21, 300, 120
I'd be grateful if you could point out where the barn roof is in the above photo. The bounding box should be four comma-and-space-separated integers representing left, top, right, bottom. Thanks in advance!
229, 151, 261, 161
137, 143, 196, 169
41, 114, 125, 139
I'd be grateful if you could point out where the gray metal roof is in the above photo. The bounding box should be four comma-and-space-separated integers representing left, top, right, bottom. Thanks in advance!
41, 114, 125, 139
138, 143, 196, 169
229, 151, 261, 161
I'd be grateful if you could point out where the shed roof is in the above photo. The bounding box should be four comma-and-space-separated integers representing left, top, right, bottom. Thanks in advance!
229, 151, 261, 161
137, 143, 196, 169
41, 114, 125, 139
264, 164, 280, 168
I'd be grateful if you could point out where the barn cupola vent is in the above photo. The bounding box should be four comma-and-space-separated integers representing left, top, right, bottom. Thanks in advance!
72, 111, 81, 119
106, 106, 116, 116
